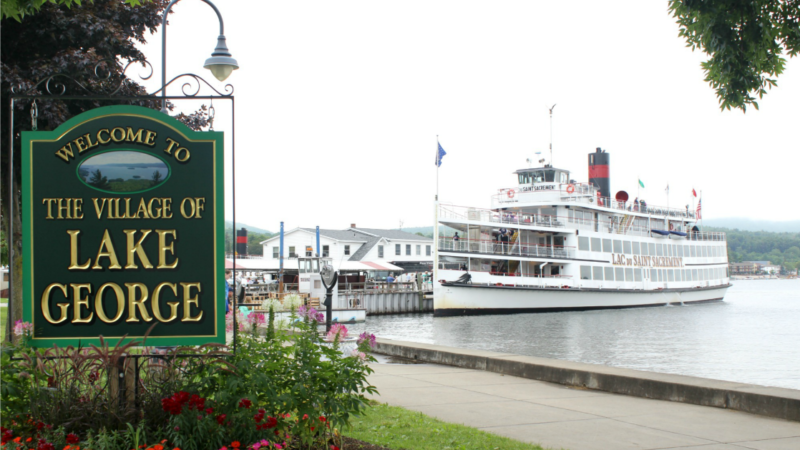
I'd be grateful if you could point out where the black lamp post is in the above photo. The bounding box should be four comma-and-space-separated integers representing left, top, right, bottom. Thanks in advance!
160, 0, 239, 113
320, 263, 338, 333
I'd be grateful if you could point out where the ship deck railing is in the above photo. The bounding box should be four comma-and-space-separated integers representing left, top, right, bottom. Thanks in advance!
439, 204, 726, 241
490, 183, 699, 219
439, 238, 575, 259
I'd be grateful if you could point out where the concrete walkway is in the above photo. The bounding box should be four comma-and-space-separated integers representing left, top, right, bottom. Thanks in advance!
366, 361, 800, 450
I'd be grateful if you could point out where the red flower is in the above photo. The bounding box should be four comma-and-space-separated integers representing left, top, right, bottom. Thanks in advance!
331, 446, 340, 450
216, 414, 227, 425
302, 414, 309, 420
310, 427, 315, 432
65, 433, 79, 444
238, 398, 252, 409
319, 416, 326, 422
36, 422, 45, 430
188, 394, 205, 411
265, 416, 278, 429
36, 439, 55, 450
231, 442, 240, 449
205, 407, 213, 415
1, 427, 13, 444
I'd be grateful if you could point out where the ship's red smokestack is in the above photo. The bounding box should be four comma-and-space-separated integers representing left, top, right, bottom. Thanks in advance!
588, 147, 610, 199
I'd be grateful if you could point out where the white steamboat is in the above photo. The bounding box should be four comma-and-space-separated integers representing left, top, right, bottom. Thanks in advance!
433, 148, 730, 316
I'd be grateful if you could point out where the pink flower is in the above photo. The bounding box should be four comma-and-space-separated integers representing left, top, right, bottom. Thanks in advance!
325, 324, 348, 343
13, 320, 33, 337
357, 332, 377, 349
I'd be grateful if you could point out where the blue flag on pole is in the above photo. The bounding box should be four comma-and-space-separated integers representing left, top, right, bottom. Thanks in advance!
436, 143, 447, 167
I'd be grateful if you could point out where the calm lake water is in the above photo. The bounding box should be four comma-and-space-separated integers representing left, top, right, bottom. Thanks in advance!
350, 280, 800, 390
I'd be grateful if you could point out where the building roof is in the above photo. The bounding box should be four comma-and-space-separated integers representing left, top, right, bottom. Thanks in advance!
259, 227, 432, 248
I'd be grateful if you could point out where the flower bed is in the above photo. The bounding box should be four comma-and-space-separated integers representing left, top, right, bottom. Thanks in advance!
1, 306, 378, 450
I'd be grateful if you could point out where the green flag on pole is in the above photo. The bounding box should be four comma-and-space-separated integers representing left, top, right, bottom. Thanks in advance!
638, 179, 645, 188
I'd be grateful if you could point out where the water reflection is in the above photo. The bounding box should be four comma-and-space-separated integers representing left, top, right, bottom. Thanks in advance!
350, 280, 800, 390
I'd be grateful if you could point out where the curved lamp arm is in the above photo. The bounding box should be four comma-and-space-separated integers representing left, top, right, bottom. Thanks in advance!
160, 0, 237, 112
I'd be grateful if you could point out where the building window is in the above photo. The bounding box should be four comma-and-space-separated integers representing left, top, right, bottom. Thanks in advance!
378, 245, 384, 258
344, 245, 350, 255
322, 245, 329, 257
416, 245, 421, 255
580, 266, 591, 280
591, 237, 601, 252
289, 246, 296, 258
395, 244, 401, 256
272, 247, 279, 259
406, 244, 411, 255
578, 237, 589, 251
426, 245, 431, 256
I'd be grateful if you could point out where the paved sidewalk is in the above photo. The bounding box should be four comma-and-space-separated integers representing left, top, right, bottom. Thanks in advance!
366, 361, 800, 450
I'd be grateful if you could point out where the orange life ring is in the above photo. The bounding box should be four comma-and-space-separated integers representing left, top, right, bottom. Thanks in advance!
507, 189, 515, 198
566, 184, 575, 194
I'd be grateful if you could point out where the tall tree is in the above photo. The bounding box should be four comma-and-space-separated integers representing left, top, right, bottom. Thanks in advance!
2, 1, 149, 22
1, 0, 209, 340
669, 0, 800, 111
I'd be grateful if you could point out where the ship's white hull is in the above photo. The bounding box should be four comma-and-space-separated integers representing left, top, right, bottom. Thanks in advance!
434, 281, 729, 316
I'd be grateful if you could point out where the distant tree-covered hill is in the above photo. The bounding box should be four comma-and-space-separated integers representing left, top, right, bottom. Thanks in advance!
707, 227, 800, 271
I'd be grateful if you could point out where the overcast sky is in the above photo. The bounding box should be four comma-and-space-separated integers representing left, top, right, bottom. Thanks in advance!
136, 0, 800, 232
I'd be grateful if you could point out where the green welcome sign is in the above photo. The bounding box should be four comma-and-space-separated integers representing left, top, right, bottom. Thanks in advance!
21, 105, 225, 347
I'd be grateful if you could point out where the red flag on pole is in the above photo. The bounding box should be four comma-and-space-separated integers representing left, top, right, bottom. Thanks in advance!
692, 188, 697, 198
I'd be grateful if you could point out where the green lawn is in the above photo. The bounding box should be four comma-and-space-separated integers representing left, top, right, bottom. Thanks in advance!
0, 303, 7, 338
347, 402, 548, 450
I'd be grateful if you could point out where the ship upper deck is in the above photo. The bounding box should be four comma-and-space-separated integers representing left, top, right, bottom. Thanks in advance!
491, 181, 697, 220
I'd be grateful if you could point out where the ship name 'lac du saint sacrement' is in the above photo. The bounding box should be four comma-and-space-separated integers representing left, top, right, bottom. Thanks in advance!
433, 148, 729, 316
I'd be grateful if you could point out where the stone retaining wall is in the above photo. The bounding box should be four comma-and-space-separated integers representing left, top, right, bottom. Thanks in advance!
374, 339, 800, 422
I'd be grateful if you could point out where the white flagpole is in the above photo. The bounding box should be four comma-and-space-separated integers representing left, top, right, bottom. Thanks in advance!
436, 135, 439, 202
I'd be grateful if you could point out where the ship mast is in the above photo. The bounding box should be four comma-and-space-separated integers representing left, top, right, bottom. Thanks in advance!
548, 104, 556, 167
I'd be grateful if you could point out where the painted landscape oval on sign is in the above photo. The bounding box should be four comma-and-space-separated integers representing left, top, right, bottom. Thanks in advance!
77, 150, 170, 193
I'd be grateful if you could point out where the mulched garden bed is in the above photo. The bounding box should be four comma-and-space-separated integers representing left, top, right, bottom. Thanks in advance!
341, 436, 398, 450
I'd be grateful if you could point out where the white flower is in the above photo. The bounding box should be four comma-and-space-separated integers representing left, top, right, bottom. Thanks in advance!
262, 298, 282, 312
282, 293, 303, 311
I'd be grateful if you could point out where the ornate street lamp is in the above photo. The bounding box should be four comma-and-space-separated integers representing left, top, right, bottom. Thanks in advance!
160, 0, 239, 112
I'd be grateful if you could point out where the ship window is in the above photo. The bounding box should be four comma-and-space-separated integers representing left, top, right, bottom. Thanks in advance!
532, 171, 544, 183
593, 266, 604, 280
591, 237, 601, 252
604, 267, 614, 281
568, 209, 574, 223
623, 241, 632, 254
656, 269, 661, 282
684, 269, 690, 281
701, 246, 708, 257
635, 268, 643, 282
580, 266, 591, 280
678, 245, 684, 258
668, 270, 675, 282
692, 269, 698, 280
578, 237, 590, 251
625, 268, 633, 281
615, 267, 624, 282
544, 169, 556, 182
656, 244, 663, 256
649, 243, 655, 255
559, 172, 568, 184
632, 242, 640, 255
690, 245, 696, 257
705, 268, 710, 279
613, 240, 622, 253
602, 239, 612, 253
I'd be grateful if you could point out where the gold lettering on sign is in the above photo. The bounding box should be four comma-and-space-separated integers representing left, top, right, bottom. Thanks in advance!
125, 283, 153, 323
72, 283, 93, 323
67, 230, 91, 270
41, 283, 70, 324
92, 229, 122, 270
152, 282, 179, 322
156, 229, 178, 269
95, 282, 125, 323
124, 229, 154, 269
181, 282, 202, 322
